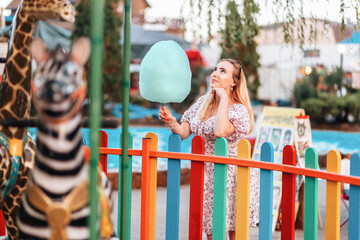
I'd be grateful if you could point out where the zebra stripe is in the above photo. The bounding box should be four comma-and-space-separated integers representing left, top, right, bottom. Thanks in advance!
21, 194, 46, 221
34, 158, 84, 176
66, 125, 81, 141
36, 129, 82, 151
18, 118, 91, 239
32, 164, 88, 194
38, 124, 58, 138
35, 147, 84, 171
18, 43, 114, 239
36, 138, 83, 161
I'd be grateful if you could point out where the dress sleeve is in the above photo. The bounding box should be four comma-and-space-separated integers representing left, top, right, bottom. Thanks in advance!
227, 104, 250, 141
180, 96, 204, 123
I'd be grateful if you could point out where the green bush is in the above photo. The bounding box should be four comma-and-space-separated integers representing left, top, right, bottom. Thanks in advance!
319, 93, 344, 120
293, 66, 360, 123
324, 67, 342, 93
299, 92, 360, 123
344, 92, 360, 122
300, 98, 327, 121
294, 77, 318, 108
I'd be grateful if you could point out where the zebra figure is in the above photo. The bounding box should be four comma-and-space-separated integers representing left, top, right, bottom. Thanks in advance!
17, 38, 113, 240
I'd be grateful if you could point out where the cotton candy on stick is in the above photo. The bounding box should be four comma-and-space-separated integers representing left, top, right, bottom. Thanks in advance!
139, 40, 192, 104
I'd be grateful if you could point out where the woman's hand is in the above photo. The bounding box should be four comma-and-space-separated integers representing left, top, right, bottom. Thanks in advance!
212, 88, 234, 137
212, 87, 228, 100
158, 107, 176, 127
159, 107, 192, 140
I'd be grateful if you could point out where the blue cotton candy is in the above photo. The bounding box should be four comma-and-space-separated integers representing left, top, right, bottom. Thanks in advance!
139, 40, 192, 103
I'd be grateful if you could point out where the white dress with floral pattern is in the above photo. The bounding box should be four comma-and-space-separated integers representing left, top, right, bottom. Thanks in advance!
181, 96, 260, 235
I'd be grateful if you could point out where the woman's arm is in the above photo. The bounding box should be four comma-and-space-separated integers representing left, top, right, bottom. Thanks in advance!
159, 107, 192, 140
213, 88, 236, 137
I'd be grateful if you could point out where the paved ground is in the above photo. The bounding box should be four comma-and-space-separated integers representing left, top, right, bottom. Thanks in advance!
111, 179, 350, 239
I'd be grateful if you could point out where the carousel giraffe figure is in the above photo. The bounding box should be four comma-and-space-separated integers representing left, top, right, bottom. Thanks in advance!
0, 0, 74, 238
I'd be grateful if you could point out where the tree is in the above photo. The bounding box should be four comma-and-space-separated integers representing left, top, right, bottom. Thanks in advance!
103, 0, 123, 103
220, 0, 260, 99
183, 0, 360, 47
71, 0, 123, 104
324, 67, 343, 94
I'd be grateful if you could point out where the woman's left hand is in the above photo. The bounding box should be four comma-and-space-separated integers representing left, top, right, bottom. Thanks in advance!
212, 87, 228, 100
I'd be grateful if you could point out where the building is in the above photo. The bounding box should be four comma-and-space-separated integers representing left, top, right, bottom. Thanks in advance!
117, 0, 149, 26
1, 0, 190, 99
255, 19, 355, 101
2, 0, 150, 31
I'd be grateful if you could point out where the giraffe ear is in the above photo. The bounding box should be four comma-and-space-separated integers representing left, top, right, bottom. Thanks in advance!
70, 37, 91, 66
31, 39, 49, 63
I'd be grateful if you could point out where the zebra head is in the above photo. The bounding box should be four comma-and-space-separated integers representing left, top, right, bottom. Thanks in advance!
30, 38, 90, 123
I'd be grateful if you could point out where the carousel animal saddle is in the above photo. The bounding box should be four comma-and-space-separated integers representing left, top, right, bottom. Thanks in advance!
0, 131, 29, 199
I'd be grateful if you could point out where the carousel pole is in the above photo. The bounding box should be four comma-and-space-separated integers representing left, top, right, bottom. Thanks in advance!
89, 0, 103, 238
119, 0, 131, 238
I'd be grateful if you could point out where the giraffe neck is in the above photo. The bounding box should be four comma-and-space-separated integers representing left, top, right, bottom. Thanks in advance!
0, 4, 36, 139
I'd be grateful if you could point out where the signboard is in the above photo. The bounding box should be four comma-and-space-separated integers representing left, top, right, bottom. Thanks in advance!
294, 115, 312, 168
252, 106, 305, 231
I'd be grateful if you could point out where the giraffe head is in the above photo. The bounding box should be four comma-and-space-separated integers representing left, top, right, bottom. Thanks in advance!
30, 38, 90, 123
21, 0, 75, 22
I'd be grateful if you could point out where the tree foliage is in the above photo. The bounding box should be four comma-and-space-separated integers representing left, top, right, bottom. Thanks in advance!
324, 67, 343, 93
219, 0, 260, 99
184, 0, 360, 46
294, 68, 360, 123
71, 0, 123, 103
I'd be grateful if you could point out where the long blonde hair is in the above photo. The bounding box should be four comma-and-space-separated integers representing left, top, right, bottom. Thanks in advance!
196, 58, 254, 133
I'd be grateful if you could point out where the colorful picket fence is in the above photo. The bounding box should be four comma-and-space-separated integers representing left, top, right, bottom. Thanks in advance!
99, 132, 360, 240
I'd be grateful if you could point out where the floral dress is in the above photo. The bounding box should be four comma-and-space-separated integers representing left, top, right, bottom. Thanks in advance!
181, 96, 260, 235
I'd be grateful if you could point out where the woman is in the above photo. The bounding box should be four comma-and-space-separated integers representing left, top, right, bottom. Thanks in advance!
159, 59, 259, 239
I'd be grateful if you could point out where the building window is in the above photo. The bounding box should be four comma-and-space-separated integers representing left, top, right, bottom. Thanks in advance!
304, 49, 320, 58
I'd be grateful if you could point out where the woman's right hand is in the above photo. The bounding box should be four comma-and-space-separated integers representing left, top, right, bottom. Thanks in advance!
158, 107, 176, 126
159, 107, 192, 139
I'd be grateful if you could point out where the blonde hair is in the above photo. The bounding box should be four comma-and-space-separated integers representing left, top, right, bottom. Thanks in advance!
196, 58, 254, 133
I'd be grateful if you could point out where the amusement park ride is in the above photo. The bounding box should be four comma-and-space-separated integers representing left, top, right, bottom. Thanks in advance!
16, 37, 113, 239
0, 0, 76, 238
0, 0, 125, 237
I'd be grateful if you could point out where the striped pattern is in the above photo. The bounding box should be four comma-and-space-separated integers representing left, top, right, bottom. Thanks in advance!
17, 46, 112, 239
17, 116, 90, 239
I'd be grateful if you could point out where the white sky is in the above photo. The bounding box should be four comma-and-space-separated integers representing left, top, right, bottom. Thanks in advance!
145, 0, 357, 43
1, 0, 357, 42
0, 0, 354, 24
145, 0, 354, 25
0, 0, 12, 8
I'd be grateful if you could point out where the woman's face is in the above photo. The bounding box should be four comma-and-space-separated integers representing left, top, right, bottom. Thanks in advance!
210, 61, 236, 91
